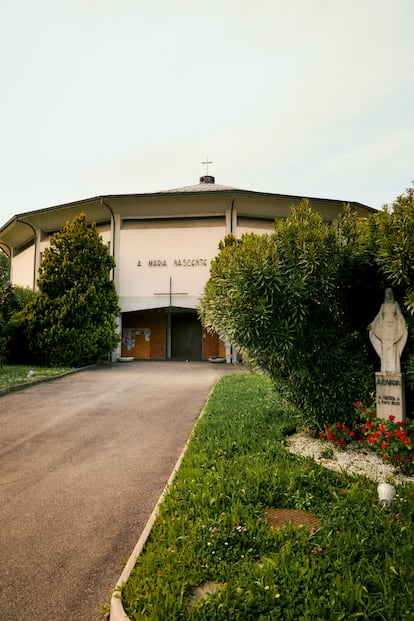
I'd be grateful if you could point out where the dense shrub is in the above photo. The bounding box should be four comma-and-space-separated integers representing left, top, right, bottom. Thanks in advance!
199, 201, 382, 431
22, 214, 120, 367
0, 283, 37, 366
370, 187, 414, 390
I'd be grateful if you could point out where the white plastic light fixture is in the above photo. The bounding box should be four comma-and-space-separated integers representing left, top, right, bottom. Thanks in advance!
377, 482, 396, 507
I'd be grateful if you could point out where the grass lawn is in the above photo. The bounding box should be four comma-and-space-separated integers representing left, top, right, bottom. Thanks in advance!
118, 374, 414, 621
0, 364, 74, 390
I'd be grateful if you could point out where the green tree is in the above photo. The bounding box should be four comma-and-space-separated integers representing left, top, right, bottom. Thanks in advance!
0, 250, 9, 286
0, 283, 17, 367
23, 213, 120, 366
199, 200, 377, 431
0, 283, 36, 366
373, 187, 414, 313
372, 186, 414, 387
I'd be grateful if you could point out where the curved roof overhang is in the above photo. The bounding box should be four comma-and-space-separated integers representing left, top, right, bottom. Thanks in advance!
0, 198, 111, 254
0, 184, 376, 254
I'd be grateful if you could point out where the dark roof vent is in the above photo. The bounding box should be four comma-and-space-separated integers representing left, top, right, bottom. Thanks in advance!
199, 175, 215, 184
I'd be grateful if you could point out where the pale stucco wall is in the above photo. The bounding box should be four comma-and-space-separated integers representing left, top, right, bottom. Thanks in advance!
11, 245, 35, 288
118, 220, 225, 312
237, 219, 275, 237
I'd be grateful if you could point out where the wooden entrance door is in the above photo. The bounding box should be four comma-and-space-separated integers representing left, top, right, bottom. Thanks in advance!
171, 314, 202, 360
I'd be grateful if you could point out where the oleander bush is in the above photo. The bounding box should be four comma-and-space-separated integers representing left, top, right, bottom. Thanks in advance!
200, 187, 414, 431
199, 202, 380, 431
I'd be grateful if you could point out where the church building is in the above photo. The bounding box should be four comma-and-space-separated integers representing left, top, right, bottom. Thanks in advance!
0, 176, 375, 362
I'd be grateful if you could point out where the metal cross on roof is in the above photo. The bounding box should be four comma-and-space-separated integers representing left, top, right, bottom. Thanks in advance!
202, 157, 213, 175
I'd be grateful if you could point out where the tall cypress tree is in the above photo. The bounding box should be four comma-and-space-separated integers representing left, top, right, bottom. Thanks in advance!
24, 213, 120, 366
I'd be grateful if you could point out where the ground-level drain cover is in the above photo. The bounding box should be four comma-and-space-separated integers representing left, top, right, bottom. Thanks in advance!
265, 508, 321, 531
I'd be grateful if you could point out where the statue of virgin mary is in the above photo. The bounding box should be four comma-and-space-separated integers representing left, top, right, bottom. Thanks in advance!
368, 288, 408, 373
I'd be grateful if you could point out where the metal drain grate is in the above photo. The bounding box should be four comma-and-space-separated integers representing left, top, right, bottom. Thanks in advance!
265, 508, 321, 531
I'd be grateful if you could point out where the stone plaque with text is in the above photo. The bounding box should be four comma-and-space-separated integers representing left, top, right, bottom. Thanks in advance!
375, 372, 405, 422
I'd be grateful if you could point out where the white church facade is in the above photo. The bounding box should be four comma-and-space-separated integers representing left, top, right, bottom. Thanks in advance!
0, 176, 376, 361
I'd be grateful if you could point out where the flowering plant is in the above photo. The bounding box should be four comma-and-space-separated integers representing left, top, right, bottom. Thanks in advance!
320, 402, 414, 475
319, 421, 356, 447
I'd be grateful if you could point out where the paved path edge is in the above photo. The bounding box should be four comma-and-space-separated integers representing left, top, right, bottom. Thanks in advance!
109, 384, 215, 621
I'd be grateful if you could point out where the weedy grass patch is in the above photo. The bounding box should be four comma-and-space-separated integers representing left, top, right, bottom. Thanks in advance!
119, 375, 414, 620
0, 364, 74, 390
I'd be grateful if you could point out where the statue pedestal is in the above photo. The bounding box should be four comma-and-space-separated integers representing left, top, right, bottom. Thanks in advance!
375, 372, 405, 422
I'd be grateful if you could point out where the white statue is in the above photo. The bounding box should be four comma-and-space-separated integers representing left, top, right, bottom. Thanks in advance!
368, 288, 408, 373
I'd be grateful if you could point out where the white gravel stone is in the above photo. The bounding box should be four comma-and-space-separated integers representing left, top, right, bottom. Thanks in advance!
285, 432, 413, 485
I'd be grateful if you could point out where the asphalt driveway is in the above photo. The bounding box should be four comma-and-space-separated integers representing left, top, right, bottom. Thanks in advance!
0, 361, 243, 621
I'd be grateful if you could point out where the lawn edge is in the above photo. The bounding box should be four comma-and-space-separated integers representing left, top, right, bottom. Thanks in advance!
0, 363, 102, 397
109, 383, 216, 621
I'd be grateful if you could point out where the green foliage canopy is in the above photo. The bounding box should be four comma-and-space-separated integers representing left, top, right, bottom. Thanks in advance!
23, 213, 120, 366
0, 251, 9, 286
199, 201, 376, 430
370, 187, 414, 386
374, 187, 414, 314
0, 282, 36, 366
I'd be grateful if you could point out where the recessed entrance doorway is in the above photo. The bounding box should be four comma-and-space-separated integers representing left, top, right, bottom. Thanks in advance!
170, 311, 202, 360
121, 308, 221, 360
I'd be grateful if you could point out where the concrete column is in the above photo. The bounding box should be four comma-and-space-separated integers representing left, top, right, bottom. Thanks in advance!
112, 213, 122, 361
33, 228, 41, 290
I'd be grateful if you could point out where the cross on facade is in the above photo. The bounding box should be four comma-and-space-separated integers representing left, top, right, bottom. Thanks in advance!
202, 157, 213, 175
154, 277, 187, 306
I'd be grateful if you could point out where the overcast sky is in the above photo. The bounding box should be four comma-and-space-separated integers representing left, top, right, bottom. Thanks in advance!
1, 0, 413, 225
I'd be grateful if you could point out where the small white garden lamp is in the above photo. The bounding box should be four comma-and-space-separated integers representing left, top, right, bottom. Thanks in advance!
377, 482, 396, 507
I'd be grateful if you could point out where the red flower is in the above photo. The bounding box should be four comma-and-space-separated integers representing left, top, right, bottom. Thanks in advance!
349, 431, 355, 438
381, 442, 387, 450
395, 455, 400, 461
336, 423, 342, 430
389, 415, 395, 422
370, 411, 376, 417
319, 432, 324, 438
355, 402, 361, 408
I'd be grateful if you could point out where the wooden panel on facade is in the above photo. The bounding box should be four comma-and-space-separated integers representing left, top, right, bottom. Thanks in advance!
121, 309, 165, 359
203, 331, 226, 359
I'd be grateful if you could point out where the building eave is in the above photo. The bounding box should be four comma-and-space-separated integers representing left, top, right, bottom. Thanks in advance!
0, 184, 377, 253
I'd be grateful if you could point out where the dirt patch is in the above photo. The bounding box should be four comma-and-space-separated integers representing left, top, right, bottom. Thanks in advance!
188, 581, 223, 608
